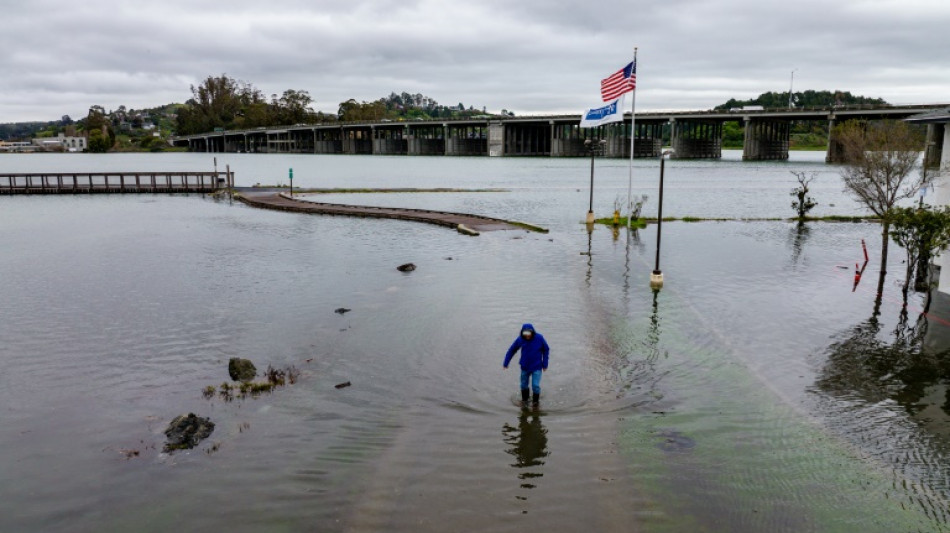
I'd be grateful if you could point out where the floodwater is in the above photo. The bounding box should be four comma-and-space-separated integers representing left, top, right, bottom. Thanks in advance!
2, 151, 949, 532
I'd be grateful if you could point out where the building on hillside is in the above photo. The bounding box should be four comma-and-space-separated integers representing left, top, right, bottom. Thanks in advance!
30, 133, 87, 152
0, 140, 37, 152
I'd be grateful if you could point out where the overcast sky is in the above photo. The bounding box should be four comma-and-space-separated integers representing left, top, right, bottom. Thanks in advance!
2, 0, 949, 122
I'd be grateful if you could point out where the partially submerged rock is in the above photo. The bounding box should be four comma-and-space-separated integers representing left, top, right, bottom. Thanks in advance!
164, 413, 215, 452
228, 357, 256, 382
397, 263, 416, 272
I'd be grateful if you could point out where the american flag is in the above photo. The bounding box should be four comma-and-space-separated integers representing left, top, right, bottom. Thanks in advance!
601, 60, 636, 102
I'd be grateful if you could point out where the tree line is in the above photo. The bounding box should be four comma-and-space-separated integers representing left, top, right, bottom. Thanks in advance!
173, 75, 493, 136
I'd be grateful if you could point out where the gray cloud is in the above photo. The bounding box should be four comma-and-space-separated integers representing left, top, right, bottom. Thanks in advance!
1, 0, 948, 122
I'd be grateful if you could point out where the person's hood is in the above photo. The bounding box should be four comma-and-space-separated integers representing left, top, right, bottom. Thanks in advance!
521, 323, 535, 333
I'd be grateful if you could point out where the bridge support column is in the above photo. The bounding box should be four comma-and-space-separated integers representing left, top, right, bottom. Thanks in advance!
551, 122, 586, 156
671, 120, 721, 159
625, 122, 663, 158
488, 121, 505, 156
504, 123, 551, 156
407, 125, 444, 155
925, 123, 945, 170
825, 118, 846, 163
372, 127, 408, 155
445, 124, 488, 156
742, 119, 790, 160
343, 128, 372, 154
315, 129, 342, 154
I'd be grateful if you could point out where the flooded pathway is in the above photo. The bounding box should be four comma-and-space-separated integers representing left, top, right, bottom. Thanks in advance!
237, 191, 542, 234
3, 152, 950, 532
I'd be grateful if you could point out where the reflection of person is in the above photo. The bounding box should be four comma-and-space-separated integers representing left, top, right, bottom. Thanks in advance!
503, 410, 548, 472
503, 323, 550, 406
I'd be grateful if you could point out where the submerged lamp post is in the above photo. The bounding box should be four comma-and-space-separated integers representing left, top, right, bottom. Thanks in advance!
650, 150, 674, 289
585, 138, 607, 224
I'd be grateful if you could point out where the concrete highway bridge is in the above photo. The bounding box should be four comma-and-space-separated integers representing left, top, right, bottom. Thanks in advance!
171, 104, 949, 164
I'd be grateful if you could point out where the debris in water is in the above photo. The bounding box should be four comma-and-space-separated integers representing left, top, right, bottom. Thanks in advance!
656, 429, 695, 453
335, 307, 351, 314
119, 448, 140, 460
163, 413, 215, 452
335, 381, 351, 389
228, 357, 257, 382
396, 263, 416, 272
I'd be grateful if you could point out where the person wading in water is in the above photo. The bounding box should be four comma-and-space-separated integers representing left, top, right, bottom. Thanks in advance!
503, 323, 550, 406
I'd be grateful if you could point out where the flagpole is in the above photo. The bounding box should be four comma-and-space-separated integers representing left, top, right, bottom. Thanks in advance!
627, 48, 638, 229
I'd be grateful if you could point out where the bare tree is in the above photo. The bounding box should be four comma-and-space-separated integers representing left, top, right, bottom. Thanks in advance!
790, 171, 818, 223
835, 120, 926, 284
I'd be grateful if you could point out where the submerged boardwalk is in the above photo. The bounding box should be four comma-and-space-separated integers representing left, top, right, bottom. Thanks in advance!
237, 192, 543, 235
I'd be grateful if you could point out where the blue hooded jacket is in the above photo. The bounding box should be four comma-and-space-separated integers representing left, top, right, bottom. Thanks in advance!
503, 323, 550, 372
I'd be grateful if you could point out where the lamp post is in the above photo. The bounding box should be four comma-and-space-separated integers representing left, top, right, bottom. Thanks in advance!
584, 138, 606, 225
788, 68, 798, 109
650, 150, 674, 288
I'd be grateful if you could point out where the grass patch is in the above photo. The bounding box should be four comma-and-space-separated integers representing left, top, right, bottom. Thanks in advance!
593, 217, 648, 229
206, 364, 300, 402
802, 215, 876, 223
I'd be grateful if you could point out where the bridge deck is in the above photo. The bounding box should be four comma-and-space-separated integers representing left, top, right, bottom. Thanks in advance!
237, 192, 539, 235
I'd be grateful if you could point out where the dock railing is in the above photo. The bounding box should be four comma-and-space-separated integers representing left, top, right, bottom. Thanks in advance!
0, 171, 232, 195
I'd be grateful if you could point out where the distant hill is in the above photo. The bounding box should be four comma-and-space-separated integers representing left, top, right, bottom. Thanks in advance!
715, 90, 887, 111
0, 120, 64, 141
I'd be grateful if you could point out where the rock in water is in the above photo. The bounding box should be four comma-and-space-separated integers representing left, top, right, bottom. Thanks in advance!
164, 413, 215, 452
396, 263, 416, 272
228, 357, 257, 382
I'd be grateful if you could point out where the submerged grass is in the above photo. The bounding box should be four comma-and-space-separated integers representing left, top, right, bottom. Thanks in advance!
593, 217, 648, 229
207, 364, 301, 402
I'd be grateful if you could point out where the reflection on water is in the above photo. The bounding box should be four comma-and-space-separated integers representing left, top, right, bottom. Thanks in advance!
815, 288, 950, 523
6, 154, 950, 531
502, 410, 549, 495
787, 223, 810, 265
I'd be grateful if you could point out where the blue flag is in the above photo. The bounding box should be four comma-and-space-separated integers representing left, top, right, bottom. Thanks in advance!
580, 95, 624, 128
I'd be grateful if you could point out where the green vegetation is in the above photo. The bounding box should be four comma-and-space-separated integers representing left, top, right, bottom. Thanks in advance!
339, 91, 495, 122
716, 90, 889, 150
593, 217, 647, 228
173, 75, 498, 135
208, 364, 300, 402
715, 90, 887, 112
890, 205, 950, 295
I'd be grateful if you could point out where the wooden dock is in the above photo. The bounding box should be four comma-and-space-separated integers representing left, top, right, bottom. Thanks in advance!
0, 172, 231, 195
237, 192, 546, 235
